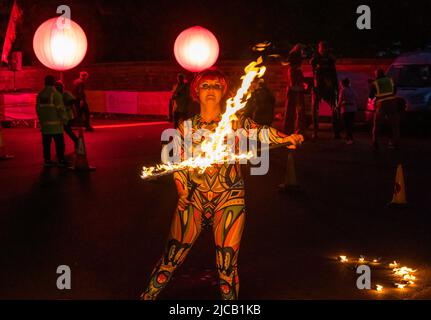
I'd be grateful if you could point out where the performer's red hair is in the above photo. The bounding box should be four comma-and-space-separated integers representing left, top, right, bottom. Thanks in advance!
190, 68, 229, 102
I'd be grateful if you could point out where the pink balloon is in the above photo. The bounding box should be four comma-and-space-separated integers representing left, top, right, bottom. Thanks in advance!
33, 17, 87, 71
174, 26, 219, 72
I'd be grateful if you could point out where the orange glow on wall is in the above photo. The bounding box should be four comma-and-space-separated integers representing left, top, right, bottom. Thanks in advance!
33, 17, 87, 71
174, 26, 219, 72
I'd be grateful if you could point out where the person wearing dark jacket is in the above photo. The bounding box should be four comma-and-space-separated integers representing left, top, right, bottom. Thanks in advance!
283, 44, 306, 135
337, 78, 357, 144
310, 41, 339, 139
55, 80, 79, 147
244, 79, 275, 126
73, 71, 94, 132
171, 73, 192, 128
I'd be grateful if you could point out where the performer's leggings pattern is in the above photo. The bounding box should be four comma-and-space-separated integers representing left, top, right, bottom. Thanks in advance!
142, 200, 245, 300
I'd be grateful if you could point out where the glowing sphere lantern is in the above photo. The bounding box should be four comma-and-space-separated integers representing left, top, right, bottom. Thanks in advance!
33, 17, 87, 71
174, 26, 219, 72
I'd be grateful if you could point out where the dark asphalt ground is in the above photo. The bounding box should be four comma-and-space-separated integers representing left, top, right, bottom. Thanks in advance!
1, 120, 431, 300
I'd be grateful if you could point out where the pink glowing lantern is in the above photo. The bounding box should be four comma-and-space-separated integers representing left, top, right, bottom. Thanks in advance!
174, 26, 219, 72
33, 17, 87, 71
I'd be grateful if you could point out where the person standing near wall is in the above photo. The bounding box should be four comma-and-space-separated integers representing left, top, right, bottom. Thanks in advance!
283, 44, 306, 135
171, 73, 191, 129
36, 75, 67, 167
337, 78, 357, 144
244, 78, 275, 126
55, 80, 79, 148
73, 71, 94, 132
310, 41, 339, 139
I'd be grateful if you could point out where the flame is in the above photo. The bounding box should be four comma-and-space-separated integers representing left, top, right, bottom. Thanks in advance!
393, 266, 417, 277
376, 285, 383, 292
395, 283, 406, 289
141, 57, 266, 179
389, 261, 398, 268
393, 266, 417, 288
339, 255, 348, 263
403, 274, 416, 281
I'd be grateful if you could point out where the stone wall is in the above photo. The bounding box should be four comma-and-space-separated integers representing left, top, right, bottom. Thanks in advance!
0, 59, 392, 113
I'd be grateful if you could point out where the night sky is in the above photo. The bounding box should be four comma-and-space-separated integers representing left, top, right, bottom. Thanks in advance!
2, 0, 431, 65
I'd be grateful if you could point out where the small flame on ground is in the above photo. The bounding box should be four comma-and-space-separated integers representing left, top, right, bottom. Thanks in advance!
395, 283, 406, 289
339, 255, 348, 263
336, 254, 419, 292
393, 266, 417, 289
393, 266, 417, 277
403, 274, 416, 281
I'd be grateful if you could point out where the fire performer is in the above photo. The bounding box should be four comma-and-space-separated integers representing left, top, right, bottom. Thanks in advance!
141, 68, 302, 300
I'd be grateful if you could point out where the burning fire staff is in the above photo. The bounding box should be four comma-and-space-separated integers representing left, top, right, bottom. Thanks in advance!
141, 68, 303, 300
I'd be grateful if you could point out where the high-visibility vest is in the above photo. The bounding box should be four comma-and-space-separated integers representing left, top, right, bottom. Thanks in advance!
374, 77, 395, 101
36, 87, 64, 134
62, 91, 76, 122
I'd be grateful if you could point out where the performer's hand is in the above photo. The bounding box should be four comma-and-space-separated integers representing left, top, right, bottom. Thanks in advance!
177, 192, 191, 211
284, 134, 304, 149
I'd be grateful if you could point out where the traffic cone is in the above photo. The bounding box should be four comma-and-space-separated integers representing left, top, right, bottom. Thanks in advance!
278, 151, 301, 192
69, 128, 95, 171
0, 127, 14, 160
389, 164, 407, 206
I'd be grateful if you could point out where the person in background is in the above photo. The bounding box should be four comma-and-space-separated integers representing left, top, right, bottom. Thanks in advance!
171, 73, 191, 128
283, 43, 306, 135
337, 78, 357, 144
310, 41, 339, 139
55, 80, 79, 148
244, 78, 275, 126
36, 75, 67, 167
73, 71, 94, 132
369, 68, 401, 149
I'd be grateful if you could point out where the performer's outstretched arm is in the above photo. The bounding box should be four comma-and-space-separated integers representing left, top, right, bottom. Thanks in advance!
239, 116, 303, 148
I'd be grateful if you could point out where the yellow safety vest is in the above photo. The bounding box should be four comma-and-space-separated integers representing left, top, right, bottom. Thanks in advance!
374, 77, 395, 101
36, 87, 64, 134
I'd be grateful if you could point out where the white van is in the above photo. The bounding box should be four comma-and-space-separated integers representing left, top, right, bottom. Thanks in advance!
386, 51, 431, 115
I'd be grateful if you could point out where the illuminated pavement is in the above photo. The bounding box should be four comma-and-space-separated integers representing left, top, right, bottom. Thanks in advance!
1, 120, 431, 299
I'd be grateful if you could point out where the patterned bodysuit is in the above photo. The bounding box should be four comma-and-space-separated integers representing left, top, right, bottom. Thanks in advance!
142, 114, 290, 300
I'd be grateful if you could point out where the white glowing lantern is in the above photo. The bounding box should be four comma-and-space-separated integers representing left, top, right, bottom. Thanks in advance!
174, 26, 219, 72
33, 17, 87, 71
